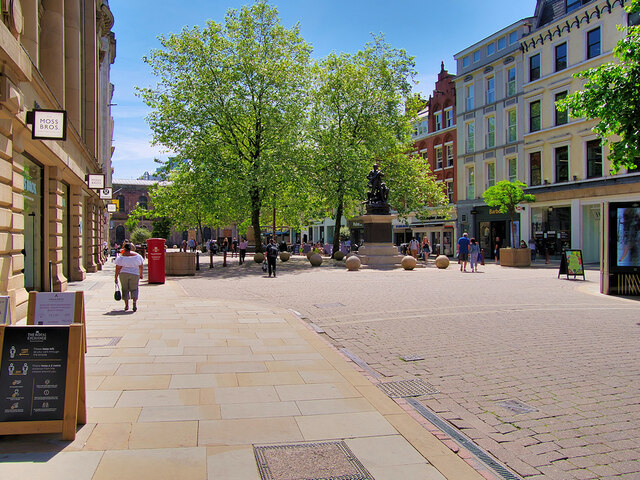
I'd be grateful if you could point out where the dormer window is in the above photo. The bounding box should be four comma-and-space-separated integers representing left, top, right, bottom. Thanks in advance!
567, 0, 584, 13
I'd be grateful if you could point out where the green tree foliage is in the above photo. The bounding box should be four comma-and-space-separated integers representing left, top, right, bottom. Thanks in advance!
558, 0, 640, 173
483, 180, 535, 248
138, 1, 312, 251
152, 217, 172, 240
130, 227, 152, 245
309, 37, 447, 257
124, 205, 148, 231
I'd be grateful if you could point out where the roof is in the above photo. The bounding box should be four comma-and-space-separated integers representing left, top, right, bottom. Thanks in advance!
112, 179, 169, 186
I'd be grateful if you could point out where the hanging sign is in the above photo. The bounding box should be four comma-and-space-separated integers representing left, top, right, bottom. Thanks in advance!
87, 174, 105, 189
99, 188, 113, 199
26, 109, 67, 141
107, 203, 117, 213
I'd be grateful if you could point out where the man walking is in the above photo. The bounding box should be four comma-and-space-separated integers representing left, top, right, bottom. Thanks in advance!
457, 232, 471, 272
265, 238, 279, 278
238, 237, 248, 264
409, 237, 420, 259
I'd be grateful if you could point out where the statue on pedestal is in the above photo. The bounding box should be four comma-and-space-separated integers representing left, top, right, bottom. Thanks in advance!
366, 163, 390, 215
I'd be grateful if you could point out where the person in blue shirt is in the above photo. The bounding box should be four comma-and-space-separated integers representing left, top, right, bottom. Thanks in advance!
457, 232, 471, 272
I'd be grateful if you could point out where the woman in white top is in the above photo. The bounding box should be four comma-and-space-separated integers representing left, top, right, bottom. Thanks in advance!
115, 243, 144, 312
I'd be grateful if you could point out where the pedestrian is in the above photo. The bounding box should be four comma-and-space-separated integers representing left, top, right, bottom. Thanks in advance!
529, 238, 537, 261
469, 237, 480, 272
494, 236, 501, 264
208, 238, 215, 268
188, 238, 195, 252
222, 237, 229, 266
457, 232, 471, 272
409, 237, 420, 259
520, 239, 527, 249
238, 237, 248, 264
181, 239, 187, 252
114, 243, 144, 312
421, 238, 431, 261
232, 237, 238, 257
265, 237, 279, 277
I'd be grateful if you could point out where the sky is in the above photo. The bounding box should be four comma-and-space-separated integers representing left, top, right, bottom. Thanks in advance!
109, 0, 537, 179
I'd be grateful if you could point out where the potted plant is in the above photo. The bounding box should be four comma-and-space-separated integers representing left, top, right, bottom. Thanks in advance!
482, 180, 535, 267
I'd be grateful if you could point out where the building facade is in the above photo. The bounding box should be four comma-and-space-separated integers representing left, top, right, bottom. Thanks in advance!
410, 62, 458, 255
0, 0, 116, 322
520, 0, 640, 263
454, 19, 533, 257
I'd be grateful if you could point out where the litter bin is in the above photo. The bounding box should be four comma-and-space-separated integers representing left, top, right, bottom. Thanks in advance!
147, 238, 166, 284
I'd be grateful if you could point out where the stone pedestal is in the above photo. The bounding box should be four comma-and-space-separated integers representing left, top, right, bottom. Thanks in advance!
356, 215, 403, 266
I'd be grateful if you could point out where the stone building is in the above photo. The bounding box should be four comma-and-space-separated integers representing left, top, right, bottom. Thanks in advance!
0, 0, 115, 322
520, 0, 640, 263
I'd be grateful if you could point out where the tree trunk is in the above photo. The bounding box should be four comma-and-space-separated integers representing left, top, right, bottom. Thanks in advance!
250, 187, 263, 253
332, 194, 344, 259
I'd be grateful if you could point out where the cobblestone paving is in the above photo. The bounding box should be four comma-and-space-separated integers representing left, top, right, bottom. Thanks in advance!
182, 256, 640, 480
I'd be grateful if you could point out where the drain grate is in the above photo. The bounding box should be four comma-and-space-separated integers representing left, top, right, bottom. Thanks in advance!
314, 302, 345, 309
497, 399, 539, 414
87, 336, 122, 347
406, 398, 524, 480
377, 379, 439, 398
254, 441, 373, 480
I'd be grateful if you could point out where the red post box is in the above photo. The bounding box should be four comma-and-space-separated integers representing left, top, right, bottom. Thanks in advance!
146, 238, 166, 284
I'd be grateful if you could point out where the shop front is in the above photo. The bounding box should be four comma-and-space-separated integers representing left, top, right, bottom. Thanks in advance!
411, 222, 456, 256
470, 206, 512, 260
530, 205, 571, 259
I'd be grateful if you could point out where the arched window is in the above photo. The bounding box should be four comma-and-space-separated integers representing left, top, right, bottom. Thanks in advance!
117, 195, 125, 212
115, 225, 126, 244
138, 196, 148, 210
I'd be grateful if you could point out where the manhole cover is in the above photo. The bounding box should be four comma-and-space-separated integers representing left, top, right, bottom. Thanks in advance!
87, 336, 122, 348
377, 379, 439, 398
314, 302, 345, 309
497, 399, 538, 414
254, 441, 373, 480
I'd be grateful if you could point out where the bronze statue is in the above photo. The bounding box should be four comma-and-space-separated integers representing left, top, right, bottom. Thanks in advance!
366, 163, 390, 214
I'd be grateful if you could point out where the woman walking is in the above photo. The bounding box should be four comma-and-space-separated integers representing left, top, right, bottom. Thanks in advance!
469, 237, 480, 272
115, 243, 144, 312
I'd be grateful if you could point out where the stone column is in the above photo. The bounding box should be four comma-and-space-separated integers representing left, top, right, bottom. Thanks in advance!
64, 0, 82, 131
40, 0, 66, 106
21, 0, 40, 65
48, 167, 67, 291
85, 196, 98, 273
69, 184, 86, 280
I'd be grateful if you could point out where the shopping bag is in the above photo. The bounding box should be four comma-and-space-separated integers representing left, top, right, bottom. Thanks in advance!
114, 282, 122, 301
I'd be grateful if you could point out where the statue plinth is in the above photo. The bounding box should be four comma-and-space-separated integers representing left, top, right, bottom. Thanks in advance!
356, 214, 403, 266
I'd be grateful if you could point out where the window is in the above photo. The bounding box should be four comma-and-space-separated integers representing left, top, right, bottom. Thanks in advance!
473, 50, 480, 62
508, 158, 517, 182
118, 195, 125, 213
463, 56, 470, 68
586, 140, 603, 178
445, 108, 454, 127
555, 42, 567, 71
587, 27, 601, 59
567, 0, 583, 13
446, 144, 454, 167
138, 196, 148, 210
555, 91, 568, 125
507, 109, 517, 142
466, 166, 475, 199
506, 67, 516, 96
434, 111, 443, 131
529, 54, 541, 81
529, 152, 542, 186
466, 122, 475, 153
486, 162, 496, 189
529, 100, 541, 132
435, 146, 443, 169
498, 37, 506, 50
465, 84, 474, 111
486, 77, 495, 103
630, 11, 640, 26
487, 42, 496, 56
421, 151, 428, 162
555, 146, 569, 182
486, 116, 495, 148
446, 181, 454, 204
509, 31, 518, 44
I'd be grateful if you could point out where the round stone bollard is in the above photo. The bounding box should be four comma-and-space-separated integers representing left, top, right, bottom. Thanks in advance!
306, 251, 314, 260
401, 255, 417, 270
345, 255, 361, 271
333, 251, 345, 261
435, 255, 450, 269
254, 252, 264, 263
279, 251, 290, 262
309, 253, 323, 267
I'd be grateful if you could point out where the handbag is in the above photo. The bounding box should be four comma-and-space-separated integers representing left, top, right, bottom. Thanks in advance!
262, 262, 268, 272
114, 282, 122, 301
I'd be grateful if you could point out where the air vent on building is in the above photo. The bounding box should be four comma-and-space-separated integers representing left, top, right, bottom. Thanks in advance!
484, 106, 496, 114
503, 56, 515, 65
484, 66, 494, 74
484, 151, 496, 159
464, 75, 473, 82
504, 98, 517, 106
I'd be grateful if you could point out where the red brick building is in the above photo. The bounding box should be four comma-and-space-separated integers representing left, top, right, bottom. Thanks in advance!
410, 62, 458, 255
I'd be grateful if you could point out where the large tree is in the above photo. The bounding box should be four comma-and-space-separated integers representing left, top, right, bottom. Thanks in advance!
483, 180, 535, 248
558, 0, 640, 173
309, 37, 447, 257
139, 1, 312, 250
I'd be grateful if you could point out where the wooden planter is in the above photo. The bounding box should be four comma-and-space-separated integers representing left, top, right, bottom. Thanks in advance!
165, 252, 196, 275
499, 248, 531, 267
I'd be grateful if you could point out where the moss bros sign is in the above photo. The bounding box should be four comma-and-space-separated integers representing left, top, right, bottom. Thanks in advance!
26, 109, 67, 141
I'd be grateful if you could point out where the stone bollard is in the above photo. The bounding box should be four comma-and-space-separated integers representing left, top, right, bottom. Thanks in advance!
435, 255, 450, 269
345, 256, 361, 271
401, 255, 417, 270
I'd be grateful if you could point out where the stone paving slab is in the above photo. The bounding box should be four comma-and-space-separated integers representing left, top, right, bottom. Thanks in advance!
0, 260, 483, 480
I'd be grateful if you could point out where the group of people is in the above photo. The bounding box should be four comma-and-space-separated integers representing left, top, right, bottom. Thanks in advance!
206, 237, 248, 267
456, 233, 482, 273
405, 237, 432, 260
